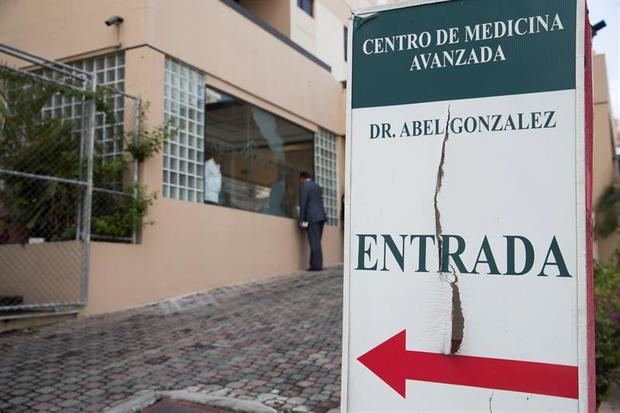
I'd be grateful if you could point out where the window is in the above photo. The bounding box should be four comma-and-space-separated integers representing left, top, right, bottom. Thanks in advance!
41, 52, 126, 159
204, 87, 314, 219
297, 0, 313, 17
163, 58, 205, 202
344, 26, 348, 62
314, 129, 338, 226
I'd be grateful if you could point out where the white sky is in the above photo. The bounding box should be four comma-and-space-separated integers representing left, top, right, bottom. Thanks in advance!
589, 0, 620, 118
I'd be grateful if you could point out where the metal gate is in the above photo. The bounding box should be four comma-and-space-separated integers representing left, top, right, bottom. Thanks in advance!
0, 43, 140, 313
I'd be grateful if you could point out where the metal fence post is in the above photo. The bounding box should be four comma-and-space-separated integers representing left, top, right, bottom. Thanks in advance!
132, 97, 142, 244
80, 77, 97, 305
75, 93, 89, 241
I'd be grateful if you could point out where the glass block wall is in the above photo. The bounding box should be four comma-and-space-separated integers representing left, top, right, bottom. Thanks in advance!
314, 129, 338, 226
163, 58, 205, 202
41, 52, 126, 159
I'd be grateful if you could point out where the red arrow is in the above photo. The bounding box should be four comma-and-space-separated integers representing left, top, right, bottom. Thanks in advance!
357, 330, 578, 399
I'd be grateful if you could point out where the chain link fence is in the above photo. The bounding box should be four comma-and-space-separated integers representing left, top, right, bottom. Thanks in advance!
91, 94, 141, 244
0, 44, 141, 313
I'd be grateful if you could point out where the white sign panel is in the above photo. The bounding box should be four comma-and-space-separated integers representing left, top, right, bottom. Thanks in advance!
342, 0, 591, 411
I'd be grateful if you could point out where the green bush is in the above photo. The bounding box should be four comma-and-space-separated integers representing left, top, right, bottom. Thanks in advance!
595, 254, 620, 404
0, 67, 168, 242
92, 185, 156, 238
595, 179, 620, 239
0, 70, 81, 242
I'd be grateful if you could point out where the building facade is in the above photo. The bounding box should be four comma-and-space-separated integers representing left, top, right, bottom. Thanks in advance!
3, 1, 615, 316
592, 53, 619, 263
0, 0, 375, 314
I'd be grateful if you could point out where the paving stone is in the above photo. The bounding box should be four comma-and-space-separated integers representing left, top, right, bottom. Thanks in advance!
288, 397, 307, 405
37, 385, 58, 395
58, 399, 80, 408
257, 393, 278, 402
84, 402, 108, 412
0, 266, 344, 412
33, 394, 55, 402
8, 396, 30, 405
32, 402, 55, 411
9, 388, 30, 397
310, 393, 330, 401
83, 388, 106, 397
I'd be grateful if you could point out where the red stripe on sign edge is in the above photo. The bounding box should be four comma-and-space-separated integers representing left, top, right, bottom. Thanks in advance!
584, 3, 596, 413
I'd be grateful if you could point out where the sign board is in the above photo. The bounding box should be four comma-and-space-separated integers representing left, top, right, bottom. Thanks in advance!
342, 0, 593, 411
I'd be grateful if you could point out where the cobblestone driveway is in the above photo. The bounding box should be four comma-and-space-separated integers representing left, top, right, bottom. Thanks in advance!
0, 267, 344, 413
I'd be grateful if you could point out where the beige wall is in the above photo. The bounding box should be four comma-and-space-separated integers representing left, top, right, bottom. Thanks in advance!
240, 0, 291, 37
0, 0, 147, 63
322, 0, 356, 22
0, 0, 345, 135
145, 0, 344, 135
0, 2, 347, 315
0, 241, 82, 305
92, 46, 343, 315
593, 105, 615, 202
592, 54, 619, 262
291, 1, 317, 54
125, 47, 165, 194
87, 201, 343, 314
343, 0, 379, 10
592, 54, 615, 202
289, 0, 351, 81
315, 2, 348, 80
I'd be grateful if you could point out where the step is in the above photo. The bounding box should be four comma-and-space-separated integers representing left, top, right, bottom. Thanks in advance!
0, 295, 24, 306
0, 309, 79, 334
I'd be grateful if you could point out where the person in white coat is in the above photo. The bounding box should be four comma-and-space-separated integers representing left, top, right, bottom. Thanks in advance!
204, 153, 222, 204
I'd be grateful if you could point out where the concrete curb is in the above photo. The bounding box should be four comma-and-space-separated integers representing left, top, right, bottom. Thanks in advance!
103, 390, 277, 413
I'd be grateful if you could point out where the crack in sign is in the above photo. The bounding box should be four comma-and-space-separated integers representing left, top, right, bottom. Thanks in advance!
433, 107, 450, 250
489, 391, 495, 413
433, 105, 464, 355
449, 263, 464, 354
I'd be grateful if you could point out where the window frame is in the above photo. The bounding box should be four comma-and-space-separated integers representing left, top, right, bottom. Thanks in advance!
344, 26, 348, 62
204, 86, 316, 220
314, 129, 339, 226
297, 0, 314, 17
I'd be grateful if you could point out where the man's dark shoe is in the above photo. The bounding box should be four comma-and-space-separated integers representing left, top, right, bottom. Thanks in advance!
307, 268, 323, 271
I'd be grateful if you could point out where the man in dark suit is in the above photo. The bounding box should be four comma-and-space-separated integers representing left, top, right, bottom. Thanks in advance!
298, 171, 326, 271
